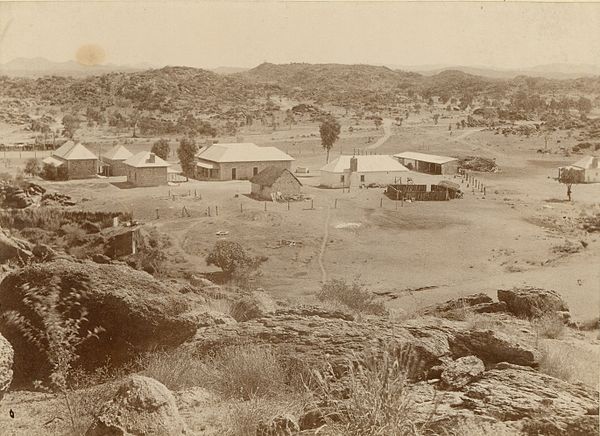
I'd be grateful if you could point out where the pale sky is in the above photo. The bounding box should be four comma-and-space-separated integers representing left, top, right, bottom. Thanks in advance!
1, 1, 599, 69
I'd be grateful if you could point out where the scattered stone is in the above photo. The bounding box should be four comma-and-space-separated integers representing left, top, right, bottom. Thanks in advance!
85, 375, 188, 436
441, 355, 485, 390
31, 244, 57, 261
91, 253, 111, 264
229, 291, 278, 322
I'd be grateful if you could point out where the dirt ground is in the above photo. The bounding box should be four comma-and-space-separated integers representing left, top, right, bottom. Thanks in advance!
22, 110, 599, 323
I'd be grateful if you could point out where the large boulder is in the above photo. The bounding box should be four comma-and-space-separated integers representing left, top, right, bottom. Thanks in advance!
0, 229, 33, 263
497, 287, 569, 318
86, 375, 188, 436
0, 334, 13, 400
0, 259, 197, 383
229, 291, 278, 321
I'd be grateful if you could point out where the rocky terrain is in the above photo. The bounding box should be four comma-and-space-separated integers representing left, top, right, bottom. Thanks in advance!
0, 226, 596, 436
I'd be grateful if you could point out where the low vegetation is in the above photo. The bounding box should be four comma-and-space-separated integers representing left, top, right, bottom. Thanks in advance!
206, 240, 265, 287
317, 278, 387, 316
538, 342, 599, 389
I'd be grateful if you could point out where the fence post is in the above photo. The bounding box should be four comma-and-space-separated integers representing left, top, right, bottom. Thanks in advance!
287, 201, 290, 211
334, 199, 338, 209
380, 197, 383, 208
155, 208, 159, 219
240, 203, 243, 213
264, 202, 267, 211
195, 189, 197, 197
216, 206, 219, 216
311, 199, 314, 210
484, 186, 486, 196
207, 207, 211, 217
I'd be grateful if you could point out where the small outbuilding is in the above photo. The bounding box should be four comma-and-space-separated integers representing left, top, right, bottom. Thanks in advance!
101, 145, 133, 176
124, 152, 169, 187
394, 151, 459, 175
250, 166, 303, 200
48, 141, 99, 179
320, 155, 409, 189
559, 156, 600, 183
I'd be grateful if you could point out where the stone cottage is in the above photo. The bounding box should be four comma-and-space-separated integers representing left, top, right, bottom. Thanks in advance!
101, 145, 133, 176
124, 152, 169, 187
44, 141, 99, 179
250, 166, 303, 200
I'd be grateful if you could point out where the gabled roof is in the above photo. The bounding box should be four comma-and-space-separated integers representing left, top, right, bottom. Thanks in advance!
394, 151, 458, 165
124, 151, 170, 168
102, 145, 133, 161
320, 155, 409, 173
196, 143, 294, 163
571, 155, 600, 170
250, 166, 302, 187
53, 141, 97, 161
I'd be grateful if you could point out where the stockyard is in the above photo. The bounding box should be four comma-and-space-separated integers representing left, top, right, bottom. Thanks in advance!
0, 2, 599, 436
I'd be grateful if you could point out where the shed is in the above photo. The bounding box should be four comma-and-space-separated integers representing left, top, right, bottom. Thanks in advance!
250, 167, 303, 200
195, 143, 294, 181
394, 151, 459, 175
101, 145, 133, 176
50, 141, 98, 179
124, 152, 170, 187
320, 155, 408, 189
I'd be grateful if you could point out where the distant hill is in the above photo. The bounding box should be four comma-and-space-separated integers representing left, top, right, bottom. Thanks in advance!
0, 57, 151, 77
395, 63, 600, 80
210, 66, 249, 75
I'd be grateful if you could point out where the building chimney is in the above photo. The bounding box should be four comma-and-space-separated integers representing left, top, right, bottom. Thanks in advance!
148, 153, 156, 163
350, 156, 358, 172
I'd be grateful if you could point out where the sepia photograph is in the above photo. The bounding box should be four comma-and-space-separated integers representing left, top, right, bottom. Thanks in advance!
0, 1, 598, 434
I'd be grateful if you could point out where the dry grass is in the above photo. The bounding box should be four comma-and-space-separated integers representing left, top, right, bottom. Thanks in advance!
226, 395, 307, 436
311, 350, 427, 436
140, 344, 293, 400
465, 312, 502, 330
538, 341, 599, 390
533, 313, 565, 339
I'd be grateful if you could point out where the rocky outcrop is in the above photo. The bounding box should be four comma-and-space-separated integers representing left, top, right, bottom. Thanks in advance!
0, 334, 13, 401
86, 375, 188, 436
185, 310, 540, 381
440, 356, 484, 390
497, 287, 569, 318
0, 229, 33, 263
0, 259, 197, 382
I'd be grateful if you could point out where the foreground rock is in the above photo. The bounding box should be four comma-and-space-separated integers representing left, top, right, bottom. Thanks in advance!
0, 259, 197, 382
0, 229, 33, 263
86, 375, 188, 436
0, 334, 13, 401
497, 287, 569, 318
440, 355, 484, 390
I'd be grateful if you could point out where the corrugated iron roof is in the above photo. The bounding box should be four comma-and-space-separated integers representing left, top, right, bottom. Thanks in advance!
102, 145, 133, 161
196, 143, 294, 163
320, 155, 408, 173
394, 151, 458, 165
52, 141, 97, 161
124, 151, 170, 168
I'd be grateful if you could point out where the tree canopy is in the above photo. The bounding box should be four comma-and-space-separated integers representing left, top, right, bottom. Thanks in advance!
177, 137, 198, 177
319, 115, 341, 163
151, 139, 170, 160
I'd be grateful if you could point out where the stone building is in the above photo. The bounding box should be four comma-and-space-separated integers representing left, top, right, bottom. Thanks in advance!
250, 166, 303, 200
44, 141, 99, 179
558, 155, 600, 183
195, 143, 294, 181
101, 145, 133, 176
320, 155, 408, 188
124, 152, 169, 187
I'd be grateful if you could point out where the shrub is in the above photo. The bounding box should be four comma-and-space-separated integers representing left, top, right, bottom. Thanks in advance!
226, 396, 306, 436
24, 158, 41, 176
151, 138, 170, 160
139, 347, 206, 391
206, 240, 263, 283
317, 278, 387, 316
